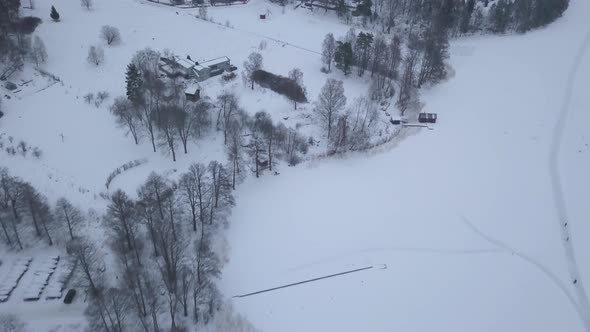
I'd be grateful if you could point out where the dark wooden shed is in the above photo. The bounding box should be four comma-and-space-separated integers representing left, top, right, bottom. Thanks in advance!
418, 113, 437, 123
184, 86, 201, 102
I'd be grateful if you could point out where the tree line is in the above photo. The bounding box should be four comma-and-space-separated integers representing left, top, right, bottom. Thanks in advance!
311, 0, 569, 35
0, 168, 84, 250
0, 163, 251, 331
322, 14, 448, 117
82, 165, 234, 331
0, 0, 46, 79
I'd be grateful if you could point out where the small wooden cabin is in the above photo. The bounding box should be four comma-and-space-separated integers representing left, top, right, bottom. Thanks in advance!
418, 113, 437, 123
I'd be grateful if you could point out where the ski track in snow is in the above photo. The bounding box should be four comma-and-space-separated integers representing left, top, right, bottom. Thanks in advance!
549, 24, 590, 330
460, 215, 588, 330
287, 247, 502, 272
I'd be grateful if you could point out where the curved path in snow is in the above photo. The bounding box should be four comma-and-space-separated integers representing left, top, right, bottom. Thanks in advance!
549, 26, 590, 331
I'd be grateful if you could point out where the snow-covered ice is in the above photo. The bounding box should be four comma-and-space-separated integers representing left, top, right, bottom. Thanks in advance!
220, 0, 590, 331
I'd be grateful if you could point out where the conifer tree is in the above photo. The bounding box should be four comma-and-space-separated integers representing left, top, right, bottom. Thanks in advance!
334, 41, 353, 75
50, 6, 60, 22
125, 63, 143, 106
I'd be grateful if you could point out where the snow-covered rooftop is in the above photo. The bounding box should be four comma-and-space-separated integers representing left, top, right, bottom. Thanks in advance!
174, 56, 195, 70
198, 56, 230, 68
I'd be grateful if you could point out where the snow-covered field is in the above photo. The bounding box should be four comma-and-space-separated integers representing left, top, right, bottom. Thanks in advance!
0, 0, 363, 208
1, 0, 589, 330
220, 0, 590, 331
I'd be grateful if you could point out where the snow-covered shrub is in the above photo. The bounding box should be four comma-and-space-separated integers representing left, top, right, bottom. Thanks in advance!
100, 25, 121, 45
94, 91, 110, 107
251, 69, 307, 105
17, 141, 28, 156
198, 6, 208, 19
105, 158, 148, 189
32, 147, 42, 159
80, 0, 93, 10
87, 45, 104, 66
222, 71, 237, 82
83, 93, 94, 104
0, 313, 27, 332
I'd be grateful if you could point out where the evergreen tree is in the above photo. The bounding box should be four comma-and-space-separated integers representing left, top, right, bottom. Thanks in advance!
354, 32, 373, 76
355, 0, 372, 17
418, 8, 450, 87
514, 0, 533, 32
334, 41, 353, 76
530, 0, 569, 29
489, 0, 510, 33
50, 6, 60, 22
336, 0, 348, 18
125, 63, 143, 106
459, 0, 475, 34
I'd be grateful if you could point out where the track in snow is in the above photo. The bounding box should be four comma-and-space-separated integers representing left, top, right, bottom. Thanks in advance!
548, 25, 590, 331
233, 266, 374, 298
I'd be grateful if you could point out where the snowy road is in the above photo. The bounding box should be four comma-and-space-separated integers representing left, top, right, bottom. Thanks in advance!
221, 0, 590, 331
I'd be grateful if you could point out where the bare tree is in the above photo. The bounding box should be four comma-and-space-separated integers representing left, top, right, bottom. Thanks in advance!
80, 0, 93, 10
387, 35, 402, 80
132, 49, 163, 153
104, 190, 142, 266
321, 33, 336, 72
111, 238, 150, 331
247, 130, 265, 179
154, 215, 185, 331
226, 118, 245, 190
180, 264, 195, 317
87, 45, 104, 66
192, 100, 212, 140
55, 198, 83, 241
30, 36, 47, 67
288, 68, 306, 110
217, 91, 239, 145
194, 236, 221, 310
111, 96, 142, 145
101, 25, 121, 46
208, 160, 234, 211
157, 105, 181, 162
385, 0, 403, 33
67, 237, 104, 295
20, 182, 44, 238
253, 112, 276, 172
136, 172, 175, 257
0, 169, 24, 250
84, 288, 131, 332
179, 163, 210, 233
315, 78, 347, 139
243, 52, 263, 90
397, 47, 420, 115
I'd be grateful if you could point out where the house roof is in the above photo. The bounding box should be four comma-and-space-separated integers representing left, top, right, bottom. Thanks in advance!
174, 56, 195, 70
184, 84, 200, 95
198, 56, 230, 68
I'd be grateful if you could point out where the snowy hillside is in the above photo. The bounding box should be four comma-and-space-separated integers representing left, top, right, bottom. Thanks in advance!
220, 0, 590, 331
